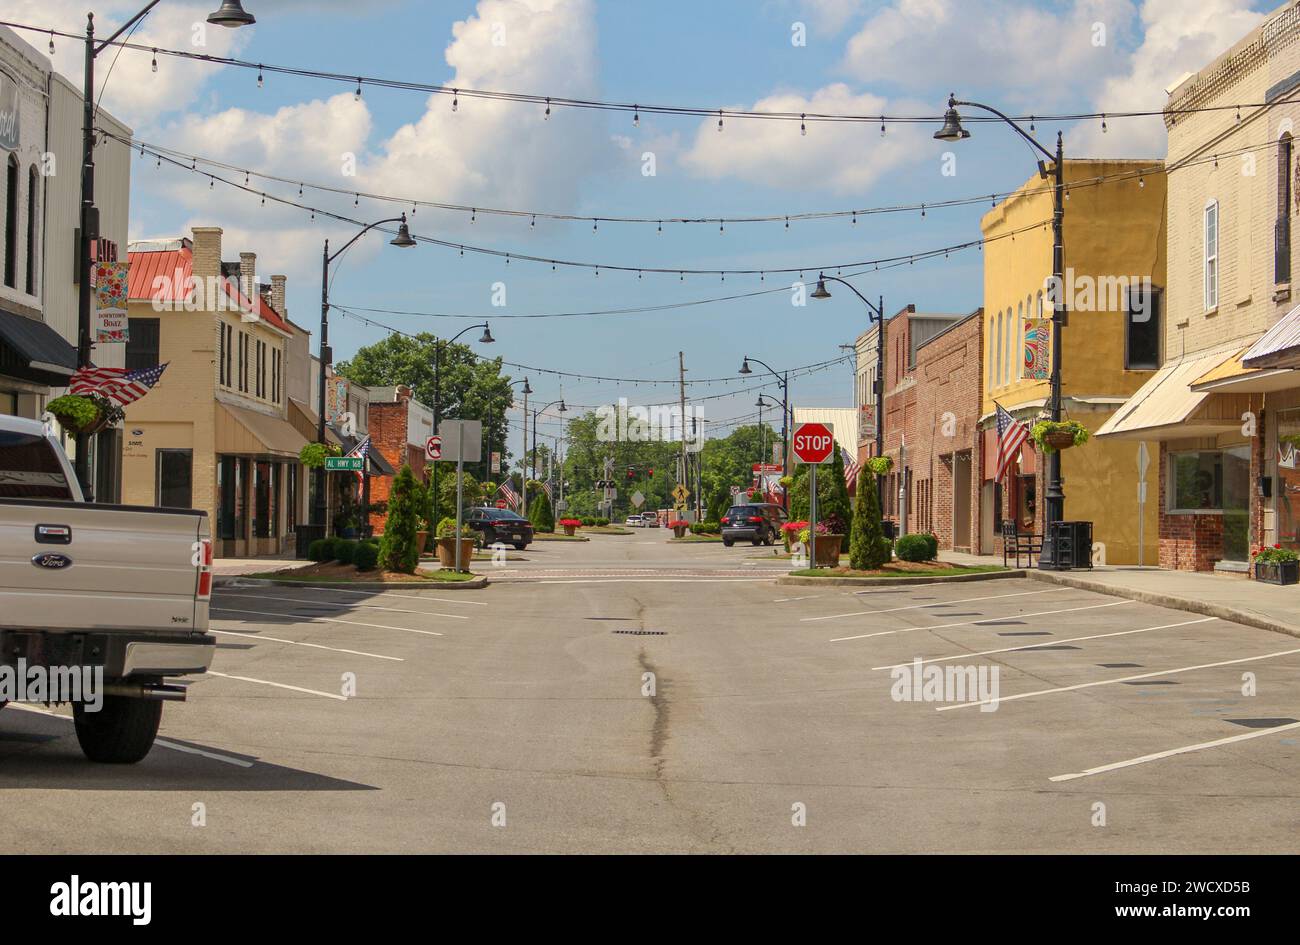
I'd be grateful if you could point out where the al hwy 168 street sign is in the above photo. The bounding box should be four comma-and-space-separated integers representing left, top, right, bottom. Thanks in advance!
792, 422, 835, 464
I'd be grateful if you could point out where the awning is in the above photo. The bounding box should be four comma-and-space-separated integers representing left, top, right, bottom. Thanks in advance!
1095, 346, 1248, 440
216, 402, 309, 458
1243, 303, 1300, 369
1190, 347, 1299, 393
0, 308, 77, 385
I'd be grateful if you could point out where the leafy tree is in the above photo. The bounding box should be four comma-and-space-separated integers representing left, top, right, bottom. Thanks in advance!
379, 464, 422, 574
789, 449, 851, 546
708, 487, 731, 524
850, 468, 889, 570
434, 467, 482, 522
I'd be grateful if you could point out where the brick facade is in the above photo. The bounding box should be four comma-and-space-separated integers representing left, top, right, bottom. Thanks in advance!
366, 386, 429, 534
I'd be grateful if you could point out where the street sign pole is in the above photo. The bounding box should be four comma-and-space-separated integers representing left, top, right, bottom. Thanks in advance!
809, 465, 818, 570
454, 423, 466, 572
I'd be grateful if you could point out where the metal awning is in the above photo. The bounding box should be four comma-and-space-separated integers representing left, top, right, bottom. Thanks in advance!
1190, 346, 1299, 393
1095, 346, 1247, 440
216, 402, 309, 458
0, 308, 77, 385
1243, 303, 1300, 369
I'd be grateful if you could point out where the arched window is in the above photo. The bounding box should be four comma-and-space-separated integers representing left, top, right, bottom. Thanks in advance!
1016, 300, 1025, 380
3, 154, 17, 289
1277, 132, 1293, 285
25, 165, 37, 296
994, 311, 1004, 388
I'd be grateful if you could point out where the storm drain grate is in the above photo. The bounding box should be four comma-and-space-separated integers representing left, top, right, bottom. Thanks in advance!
613, 630, 666, 636
1226, 717, 1298, 728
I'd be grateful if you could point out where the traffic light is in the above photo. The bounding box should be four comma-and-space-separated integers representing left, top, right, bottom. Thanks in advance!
626, 467, 635, 480
647, 468, 653, 477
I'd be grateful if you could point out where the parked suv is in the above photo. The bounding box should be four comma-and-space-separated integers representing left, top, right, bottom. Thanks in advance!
467, 507, 534, 549
720, 503, 786, 547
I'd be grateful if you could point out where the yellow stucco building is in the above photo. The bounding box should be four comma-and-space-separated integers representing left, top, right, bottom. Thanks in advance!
981, 159, 1167, 564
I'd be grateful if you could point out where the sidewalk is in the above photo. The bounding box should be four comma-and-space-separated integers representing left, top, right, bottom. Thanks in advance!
214, 556, 299, 576
941, 550, 1300, 640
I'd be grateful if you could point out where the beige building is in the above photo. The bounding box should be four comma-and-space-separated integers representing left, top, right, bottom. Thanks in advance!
1097, 0, 1300, 572
120, 227, 309, 556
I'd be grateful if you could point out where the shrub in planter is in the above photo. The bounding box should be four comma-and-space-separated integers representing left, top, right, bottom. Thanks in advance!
299, 441, 343, 469
435, 516, 476, 570
580, 516, 595, 527
1252, 544, 1300, 585
307, 538, 333, 562
558, 517, 582, 536
334, 539, 359, 565
669, 518, 690, 538
353, 542, 379, 572
895, 533, 935, 562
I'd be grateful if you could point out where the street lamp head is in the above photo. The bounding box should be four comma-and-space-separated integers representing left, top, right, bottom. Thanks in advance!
207, 0, 256, 27
934, 101, 970, 142
390, 214, 416, 247
810, 275, 832, 300
558, 399, 567, 413
739, 357, 752, 375
522, 377, 532, 396
479, 323, 495, 344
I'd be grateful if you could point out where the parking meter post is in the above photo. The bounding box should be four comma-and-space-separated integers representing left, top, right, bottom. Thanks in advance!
454, 424, 466, 573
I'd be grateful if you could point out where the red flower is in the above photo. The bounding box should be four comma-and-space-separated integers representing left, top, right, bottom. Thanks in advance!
1276, 543, 1283, 549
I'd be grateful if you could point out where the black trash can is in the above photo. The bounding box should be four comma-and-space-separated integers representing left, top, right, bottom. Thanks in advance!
1042, 520, 1093, 570
881, 519, 897, 541
295, 524, 326, 559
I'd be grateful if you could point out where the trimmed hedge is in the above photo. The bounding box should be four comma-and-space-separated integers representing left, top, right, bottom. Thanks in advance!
353, 542, 379, 572
334, 539, 359, 565
690, 521, 720, 535
896, 533, 935, 562
307, 538, 333, 562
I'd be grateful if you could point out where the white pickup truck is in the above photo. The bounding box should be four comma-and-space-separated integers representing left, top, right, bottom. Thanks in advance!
0, 414, 215, 763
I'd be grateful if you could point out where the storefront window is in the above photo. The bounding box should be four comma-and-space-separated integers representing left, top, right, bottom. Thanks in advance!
254, 461, 272, 538
1169, 451, 1225, 511
1276, 409, 1300, 549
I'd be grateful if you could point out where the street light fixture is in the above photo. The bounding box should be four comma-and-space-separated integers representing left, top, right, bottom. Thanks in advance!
430, 320, 496, 525
738, 355, 789, 511
74, 2, 256, 498
810, 273, 887, 512
756, 394, 779, 466
312, 214, 416, 530
532, 398, 566, 486
937, 93, 1068, 569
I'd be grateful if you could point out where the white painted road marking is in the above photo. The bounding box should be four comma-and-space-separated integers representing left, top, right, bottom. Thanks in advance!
804, 588, 1062, 623
212, 606, 447, 636
774, 595, 823, 603
206, 670, 348, 701
216, 592, 469, 620
829, 600, 1130, 643
1049, 720, 1300, 782
279, 586, 489, 607
937, 647, 1300, 711
209, 626, 404, 662
870, 617, 1218, 671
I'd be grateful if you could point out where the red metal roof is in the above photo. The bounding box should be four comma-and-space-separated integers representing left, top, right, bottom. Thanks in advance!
127, 242, 289, 334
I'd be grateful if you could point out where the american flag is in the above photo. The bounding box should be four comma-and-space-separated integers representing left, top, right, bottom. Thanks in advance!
541, 480, 553, 503
994, 402, 1030, 483
69, 363, 168, 406
842, 446, 862, 493
497, 480, 520, 510
345, 435, 371, 483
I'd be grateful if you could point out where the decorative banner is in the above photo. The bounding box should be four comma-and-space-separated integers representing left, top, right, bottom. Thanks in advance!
326, 377, 350, 422
490, 451, 501, 474
0, 70, 19, 152
1023, 318, 1050, 380
94, 260, 130, 343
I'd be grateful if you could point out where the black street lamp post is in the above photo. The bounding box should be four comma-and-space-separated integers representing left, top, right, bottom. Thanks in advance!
74, 1, 256, 498
738, 356, 789, 511
811, 275, 886, 512
935, 94, 1067, 568
313, 215, 416, 530
531, 398, 566, 494
431, 321, 494, 522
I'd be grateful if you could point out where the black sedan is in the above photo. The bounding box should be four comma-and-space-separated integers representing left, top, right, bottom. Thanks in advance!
467, 507, 534, 549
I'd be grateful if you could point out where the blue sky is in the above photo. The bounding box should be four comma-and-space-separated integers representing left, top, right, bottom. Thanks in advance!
16, 0, 1278, 444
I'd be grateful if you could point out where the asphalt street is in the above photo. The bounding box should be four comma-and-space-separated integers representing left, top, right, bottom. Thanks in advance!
1, 533, 1297, 853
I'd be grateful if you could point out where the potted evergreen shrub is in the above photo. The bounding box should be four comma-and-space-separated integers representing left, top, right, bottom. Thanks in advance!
435, 516, 476, 570
1252, 545, 1299, 585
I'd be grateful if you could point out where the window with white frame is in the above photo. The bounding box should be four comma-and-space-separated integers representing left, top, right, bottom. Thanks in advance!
1204, 200, 1219, 310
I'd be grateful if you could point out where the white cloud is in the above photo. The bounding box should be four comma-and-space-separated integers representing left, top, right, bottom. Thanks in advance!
680, 83, 927, 194
1069, 0, 1265, 158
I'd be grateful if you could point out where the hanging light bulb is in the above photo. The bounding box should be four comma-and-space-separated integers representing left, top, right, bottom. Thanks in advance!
354, 194, 359, 207
244, 171, 249, 185
452, 89, 459, 112
784, 216, 789, 231
1029, 116, 1036, 135
717, 110, 724, 132
921, 204, 926, 218
298, 183, 303, 196
633, 105, 639, 127
657, 221, 662, 233
209, 177, 214, 189
257, 65, 263, 88
593, 219, 598, 233
471, 209, 476, 223
1101, 113, 1107, 133
151, 49, 158, 72
355, 78, 361, 100
880, 116, 886, 137
544, 97, 550, 120
1139, 175, 1145, 188
719, 220, 724, 234
261, 193, 265, 206
800, 114, 806, 136
852, 211, 857, 226
48, 32, 55, 55
530, 215, 536, 228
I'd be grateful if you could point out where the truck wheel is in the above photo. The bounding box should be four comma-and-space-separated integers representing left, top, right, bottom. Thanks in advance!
73, 696, 162, 764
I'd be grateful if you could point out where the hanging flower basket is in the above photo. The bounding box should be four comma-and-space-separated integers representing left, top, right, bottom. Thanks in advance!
1031, 420, 1090, 454
44, 394, 103, 435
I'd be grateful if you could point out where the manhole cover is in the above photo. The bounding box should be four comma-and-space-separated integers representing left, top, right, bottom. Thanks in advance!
1226, 718, 1298, 728
612, 630, 666, 636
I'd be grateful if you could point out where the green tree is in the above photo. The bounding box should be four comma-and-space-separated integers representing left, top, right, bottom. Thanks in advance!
435, 467, 481, 521
789, 450, 851, 545
850, 467, 888, 570
379, 464, 422, 574
527, 483, 555, 532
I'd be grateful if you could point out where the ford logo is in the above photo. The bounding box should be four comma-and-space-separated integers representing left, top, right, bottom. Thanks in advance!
32, 553, 73, 570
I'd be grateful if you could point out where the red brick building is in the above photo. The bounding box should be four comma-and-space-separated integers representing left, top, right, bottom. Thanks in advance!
365, 385, 435, 533
902, 310, 985, 553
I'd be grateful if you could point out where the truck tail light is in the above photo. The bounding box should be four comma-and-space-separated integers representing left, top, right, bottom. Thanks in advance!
197, 538, 213, 599
748, 516, 764, 523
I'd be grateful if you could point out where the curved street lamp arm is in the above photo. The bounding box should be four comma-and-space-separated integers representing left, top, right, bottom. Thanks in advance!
327, 215, 407, 265
448, 322, 490, 345
743, 355, 786, 389
819, 275, 883, 320
96, 1, 164, 53
950, 96, 1056, 163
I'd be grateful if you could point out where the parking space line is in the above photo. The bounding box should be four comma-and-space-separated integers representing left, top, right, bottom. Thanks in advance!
212, 606, 446, 635
803, 588, 1063, 623
1049, 721, 1300, 782
217, 591, 471, 619
209, 627, 404, 661
5, 704, 255, 766
869, 617, 1218, 671
206, 670, 348, 701
829, 600, 1130, 643
774, 595, 823, 603
271, 586, 489, 607
936, 646, 1300, 711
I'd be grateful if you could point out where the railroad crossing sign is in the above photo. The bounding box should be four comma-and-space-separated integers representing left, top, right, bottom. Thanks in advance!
672, 484, 689, 504
425, 435, 442, 461
325, 457, 364, 472
792, 421, 835, 464
631, 490, 645, 508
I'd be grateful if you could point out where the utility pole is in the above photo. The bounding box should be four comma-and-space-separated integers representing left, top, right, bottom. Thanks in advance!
679, 351, 688, 520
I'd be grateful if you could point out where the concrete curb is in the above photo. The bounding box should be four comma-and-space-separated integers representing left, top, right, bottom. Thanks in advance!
1027, 570, 1300, 641
214, 575, 490, 590
777, 570, 1025, 588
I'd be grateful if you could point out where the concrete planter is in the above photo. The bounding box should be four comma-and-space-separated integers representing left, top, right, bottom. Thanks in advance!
435, 538, 475, 570
562, 524, 577, 536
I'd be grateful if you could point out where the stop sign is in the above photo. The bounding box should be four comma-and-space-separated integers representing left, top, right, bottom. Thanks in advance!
495, 499, 507, 509
792, 421, 835, 464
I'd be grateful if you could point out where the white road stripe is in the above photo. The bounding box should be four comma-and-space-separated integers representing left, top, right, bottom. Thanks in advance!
205, 670, 347, 701
525, 578, 774, 585
803, 588, 1061, 622
216, 592, 468, 620
212, 606, 446, 636
1049, 721, 1300, 782
277, 586, 489, 607
209, 627, 403, 662
774, 595, 823, 603
937, 646, 1300, 712
5, 704, 254, 767
829, 600, 1130, 643
869, 617, 1218, 671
